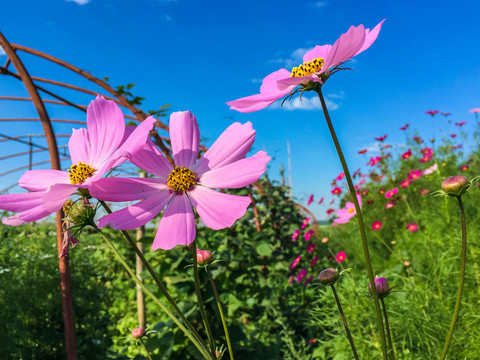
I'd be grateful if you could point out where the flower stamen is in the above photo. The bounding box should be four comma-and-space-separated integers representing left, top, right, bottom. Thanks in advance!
68, 162, 95, 184
291, 57, 325, 77
167, 166, 197, 192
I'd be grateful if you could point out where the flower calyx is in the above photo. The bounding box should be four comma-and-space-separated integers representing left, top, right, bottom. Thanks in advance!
430, 175, 480, 198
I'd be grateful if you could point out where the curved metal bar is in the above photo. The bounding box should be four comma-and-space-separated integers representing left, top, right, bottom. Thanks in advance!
0, 118, 86, 125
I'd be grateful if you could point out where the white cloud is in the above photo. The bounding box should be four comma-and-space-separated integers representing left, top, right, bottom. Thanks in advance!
270, 47, 311, 69
270, 95, 339, 111
312, 1, 327, 7
0, 47, 5, 56
66, 0, 91, 5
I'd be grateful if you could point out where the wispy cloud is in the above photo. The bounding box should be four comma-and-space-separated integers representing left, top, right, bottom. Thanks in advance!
310, 1, 327, 7
270, 94, 340, 111
0, 47, 5, 56
270, 47, 311, 69
66, 0, 91, 5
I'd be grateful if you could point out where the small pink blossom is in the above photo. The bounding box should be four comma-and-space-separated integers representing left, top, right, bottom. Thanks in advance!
470, 108, 480, 113
306, 243, 316, 253
385, 188, 398, 199
400, 179, 410, 188
372, 221, 382, 230
307, 194, 314, 205
375, 134, 388, 142
401, 149, 412, 159
426, 110, 439, 116
455, 121, 466, 126
418, 189, 430, 196
301, 217, 310, 229
384, 201, 396, 209
318, 197, 324, 205
441, 112, 451, 116
412, 136, 423, 144
290, 255, 302, 269
336, 172, 345, 181
423, 163, 438, 175
336, 251, 346, 263
459, 164, 469, 171
406, 222, 418, 232
399, 123, 409, 130
333, 193, 362, 226
407, 169, 422, 181
291, 229, 300, 242
304, 229, 314, 241
326, 208, 334, 216
331, 187, 342, 195
450, 134, 457, 138
296, 269, 308, 283
358, 149, 368, 154
308, 338, 317, 344
368, 156, 382, 166
196, 249, 213, 265
310, 256, 320, 267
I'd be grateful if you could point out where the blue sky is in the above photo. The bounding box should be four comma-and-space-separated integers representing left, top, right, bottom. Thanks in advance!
1, 0, 480, 219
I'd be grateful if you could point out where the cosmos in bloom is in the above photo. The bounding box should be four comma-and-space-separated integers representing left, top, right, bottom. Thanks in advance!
306, 243, 316, 253
332, 193, 362, 226
90, 111, 270, 250
226, 20, 385, 112
291, 229, 300, 242
399, 123, 409, 130
423, 163, 438, 175
331, 187, 342, 195
400, 180, 410, 188
301, 217, 310, 229
406, 222, 418, 232
401, 149, 412, 159
385, 188, 398, 199
304, 229, 314, 241
296, 269, 308, 283
426, 110, 439, 116
307, 194, 314, 205
372, 221, 382, 230
0, 96, 155, 226
336, 251, 346, 263
407, 169, 422, 181
290, 255, 302, 270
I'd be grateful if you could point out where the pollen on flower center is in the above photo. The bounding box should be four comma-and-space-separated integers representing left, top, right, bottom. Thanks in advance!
348, 208, 355, 214
68, 162, 95, 184
290, 57, 325, 77
167, 166, 197, 192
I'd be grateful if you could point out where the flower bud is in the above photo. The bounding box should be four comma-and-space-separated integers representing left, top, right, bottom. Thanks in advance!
131, 327, 145, 339
368, 277, 390, 298
318, 268, 339, 286
196, 249, 213, 266
441, 175, 468, 196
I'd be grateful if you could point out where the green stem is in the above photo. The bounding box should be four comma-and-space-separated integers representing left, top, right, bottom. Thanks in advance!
192, 242, 216, 355
381, 298, 395, 360
439, 195, 467, 359
98, 201, 212, 358
94, 226, 212, 360
316, 88, 388, 360
331, 284, 360, 360
139, 338, 154, 360
207, 268, 234, 360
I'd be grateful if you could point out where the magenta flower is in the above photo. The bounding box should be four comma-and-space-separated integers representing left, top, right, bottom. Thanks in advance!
318, 196, 324, 205
401, 149, 412, 159
336, 172, 345, 181
406, 222, 418, 232
426, 110, 439, 116
455, 121, 466, 127
226, 21, 384, 113
90, 111, 270, 250
301, 217, 310, 229
290, 255, 302, 270
460, 164, 469, 171
307, 194, 314, 205
296, 269, 308, 282
331, 187, 342, 195
304, 229, 314, 241
336, 251, 346, 263
306, 243, 316, 253
399, 123, 409, 130
332, 193, 362, 226
358, 149, 368, 154
407, 169, 422, 181
367, 156, 382, 166
372, 221, 382, 230
291, 229, 300, 242
0, 96, 155, 226
304, 275, 314, 287
374, 134, 387, 142
310, 256, 320, 267
385, 188, 398, 199
400, 180, 410, 188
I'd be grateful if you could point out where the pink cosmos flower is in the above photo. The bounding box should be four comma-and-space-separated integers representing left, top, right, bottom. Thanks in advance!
0, 96, 155, 226
385, 188, 398, 199
301, 217, 310, 229
226, 21, 385, 112
407, 169, 422, 181
423, 163, 438, 175
406, 222, 418, 232
470, 108, 480, 113
332, 193, 362, 226
384, 201, 396, 209
401, 149, 412, 159
296, 269, 308, 283
321, 237, 329, 244
318, 197, 324, 205
329, 198, 335, 205
291, 229, 300, 242
400, 179, 410, 188
372, 221, 382, 230
358, 149, 368, 154
304, 229, 314, 241
455, 121, 466, 127
368, 156, 382, 166
374, 134, 387, 142
426, 110, 439, 116
307, 194, 314, 205
459, 164, 469, 171
399, 123, 409, 130
331, 187, 342, 195
450, 134, 457, 138
336, 251, 346, 263
412, 136, 423, 144
90, 111, 270, 250
290, 255, 302, 269
310, 256, 320, 267
306, 243, 316, 253
326, 208, 335, 216
308, 338, 317, 345
336, 172, 345, 181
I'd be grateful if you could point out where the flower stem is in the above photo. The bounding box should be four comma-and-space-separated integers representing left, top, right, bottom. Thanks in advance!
139, 338, 154, 360
316, 88, 388, 360
207, 268, 234, 360
191, 241, 216, 355
98, 201, 213, 359
439, 195, 467, 359
94, 226, 212, 360
380, 298, 395, 360
331, 284, 360, 360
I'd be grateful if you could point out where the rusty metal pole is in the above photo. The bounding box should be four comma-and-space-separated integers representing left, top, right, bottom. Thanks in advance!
0, 32, 77, 359
136, 172, 147, 329
28, 135, 32, 170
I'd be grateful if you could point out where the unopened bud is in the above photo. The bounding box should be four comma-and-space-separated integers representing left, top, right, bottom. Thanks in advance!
318, 268, 339, 286
196, 249, 213, 266
368, 277, 390, 298
131, 327, 145, 339
441, 175, 468, 196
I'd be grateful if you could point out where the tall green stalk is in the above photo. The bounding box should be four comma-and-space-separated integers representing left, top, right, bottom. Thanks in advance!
439, 195, 467, 359
380, 298, 395, 360
315, 88, 388, 360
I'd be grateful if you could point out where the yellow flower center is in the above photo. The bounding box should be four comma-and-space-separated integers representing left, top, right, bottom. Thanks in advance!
63, 199, 73, 214
348, 208, 355, 214
68, 162, 95, 184
167, 166, 197, 192
291, 57, 324, 77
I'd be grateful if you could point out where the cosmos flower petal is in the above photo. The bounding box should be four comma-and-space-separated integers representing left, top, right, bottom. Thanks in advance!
130, 138, 173, 179
97, 192, 172, 230
85, 95, 125, 167
153, 194, 196, 250
19, 170, 70, 191
68, 128, 91, 165
198, 151, 270, 189
303, 44, 332, 63
42, 183, 79, 213
170, 111, 200, 168
0, 191, 46, 212
2, 204, 52, 226
89, 177, 168, 202
355, 19, 385, 56
188, 186, 251, 230
193, 122, 257, 175
322, 25, 366, 70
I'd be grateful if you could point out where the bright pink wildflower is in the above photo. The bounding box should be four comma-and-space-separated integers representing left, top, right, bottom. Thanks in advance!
406, 222, 418, 232
451, 134, 457, 138
296, 269, 308, 282
400, 179, 410, 188
226, 21, 385, 112
0, 96, 155, 226
301, 217, 310, 229
329, 198, 335, 205
336, 251, 346, 263
336, 172, 345, 181
353, 168, 361, 178
358, 149, 368, 154
459, 164, 469, 171
326, 208, 335, 215
385, 188, 398, 199
304, 229, 314, 241
291, 229, 300, 242
91, 111, 270, 250
401, 149, 412, 159
307, 194, 314, 205
374, 134, 387, 142
308, 338, 317, 344
318, 196, 324, 205
399, 123, 409, 130
384, 201, 396, 209
333, 193, 362, 226
372, 221, 382, 230
290, 255, 302, 269
470, 108, 480, 113
368, 156, 382, 166
407, 169, 422, 181
423, 163, 437, 175
310, 256, 320, 267
331, 187, 342, 195
455, 121, 466, 127
322, 237, 329, 244
306, 243, 316, 253
426, 110, 439, 116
